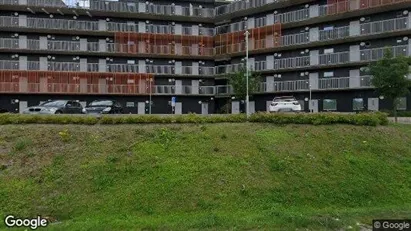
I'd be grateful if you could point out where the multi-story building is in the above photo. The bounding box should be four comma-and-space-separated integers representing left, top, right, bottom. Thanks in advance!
0, 0, 410, 114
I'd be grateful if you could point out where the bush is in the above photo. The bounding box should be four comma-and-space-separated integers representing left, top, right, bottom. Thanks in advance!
0, 112, 388, 126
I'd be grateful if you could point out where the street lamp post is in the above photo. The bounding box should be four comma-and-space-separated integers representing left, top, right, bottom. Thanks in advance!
245, 30, 250, 118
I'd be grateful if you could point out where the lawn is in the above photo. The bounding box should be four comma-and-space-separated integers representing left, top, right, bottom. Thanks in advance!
0, 123, 410, 230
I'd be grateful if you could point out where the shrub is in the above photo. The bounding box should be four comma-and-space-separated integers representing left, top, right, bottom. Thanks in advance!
0, 112, 388, 126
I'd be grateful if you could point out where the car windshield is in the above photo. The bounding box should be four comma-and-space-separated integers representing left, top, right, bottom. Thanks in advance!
89, 101, 113, 107
39, 101, 67, 107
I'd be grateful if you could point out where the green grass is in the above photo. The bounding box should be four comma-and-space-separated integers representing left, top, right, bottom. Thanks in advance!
0, 123, 410, 230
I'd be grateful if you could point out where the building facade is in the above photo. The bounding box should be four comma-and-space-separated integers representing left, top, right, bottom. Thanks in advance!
0, 0, 410, 114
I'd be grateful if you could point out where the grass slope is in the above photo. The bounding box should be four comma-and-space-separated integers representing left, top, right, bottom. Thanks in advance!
0, 124, 411, 230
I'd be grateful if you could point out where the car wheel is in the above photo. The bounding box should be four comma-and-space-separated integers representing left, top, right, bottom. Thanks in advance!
55, 111, 62, 114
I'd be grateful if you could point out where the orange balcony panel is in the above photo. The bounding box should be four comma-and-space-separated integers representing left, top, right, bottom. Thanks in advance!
0, 70, 154, 95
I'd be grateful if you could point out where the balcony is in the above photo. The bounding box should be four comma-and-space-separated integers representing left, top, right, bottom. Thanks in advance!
360, 17, 408, 35
319, 52, 350, 65
319, 77, 350, 89
319, 26, 350, 41
0, 0, 215, 18
259, 80, 310, 92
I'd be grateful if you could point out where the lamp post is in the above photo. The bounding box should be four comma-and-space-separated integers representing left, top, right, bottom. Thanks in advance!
245, 30, 250, 118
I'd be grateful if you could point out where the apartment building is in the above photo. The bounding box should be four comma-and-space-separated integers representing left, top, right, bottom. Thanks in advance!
0, 0, 410, 114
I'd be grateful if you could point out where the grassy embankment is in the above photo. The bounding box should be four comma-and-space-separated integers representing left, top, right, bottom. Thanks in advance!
0, 123, 410, 230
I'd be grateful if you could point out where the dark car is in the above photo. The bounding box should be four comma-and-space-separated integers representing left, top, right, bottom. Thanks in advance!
84, 100, 123, 114
22, 100, 84, 114
0, 108, 8, 113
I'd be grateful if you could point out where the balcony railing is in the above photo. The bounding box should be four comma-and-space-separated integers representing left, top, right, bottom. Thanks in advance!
274, 8, 310, 24
360, 45, 408, 61
281, 32, 309, 46
319, 26, 350, 41
0, 0, 215, 17
259, 80, 310, 93
319, 52, 350, 65
215, 85, 234, 95
319, 77, 350, 89
360, 17, 408, 35
0, 38, 18, 49
215, 0, 273, 16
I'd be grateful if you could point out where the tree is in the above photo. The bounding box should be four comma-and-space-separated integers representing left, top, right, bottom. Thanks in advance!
226, 65, 262, 101
368, 48, 411, 123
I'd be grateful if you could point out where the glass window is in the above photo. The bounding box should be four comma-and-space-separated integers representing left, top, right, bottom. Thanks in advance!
323, 26, 334, 31
324, 48, 334, 54
397, 97, 407, 110
89, 100, 114, 107
323, 99, 337, 111
353, 98, 364, 111
324, 71, 334, 77
40, 100, 67, 107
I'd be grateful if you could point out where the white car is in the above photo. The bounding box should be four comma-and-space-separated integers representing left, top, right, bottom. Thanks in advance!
269, 96, 302, 113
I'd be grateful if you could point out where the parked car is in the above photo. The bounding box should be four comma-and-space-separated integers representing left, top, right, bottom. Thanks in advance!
0, 108, 8, 113
268, 96, 302, 113
22, 100, 84, 114
83, 100, 123, 114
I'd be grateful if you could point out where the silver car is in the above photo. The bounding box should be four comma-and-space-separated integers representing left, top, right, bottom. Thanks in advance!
22, 100, 84, 114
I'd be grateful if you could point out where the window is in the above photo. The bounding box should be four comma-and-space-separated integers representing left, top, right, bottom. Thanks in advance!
397, 97, 407, 110
324, 48, 334, 54
127, 60, 135, 65
323, 26, 334, 31
324, 71, 334, 77
323, 99, 337, 111
126, 102, 135, 107
353, 98, 364, 111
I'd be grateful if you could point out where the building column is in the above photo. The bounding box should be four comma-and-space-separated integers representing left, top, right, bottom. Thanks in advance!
39, 36, 47, 50
98, 39, 107, 52
309, 5, 319, 18
309, 50, 319, 66
138, 60, 146, 73
192, 80, 199, 94
19, 75, 28, 92
309, 27, 319, 42
349, 20, 360, 36
192, 25, 199, 36
80, 78, 87, 93
80, 58, 87, 72
138, 2, 146, 13
98, 59, 106, 72
138, 21, 145, 33
19, 56, 27, 70
266, 76, 274, 92
39, 76, 47, 93
350, 0, 360, 11
175, 80, 182, 94
349, 45, 360, 62
266, 13, 274, 25
247, 17, 255, 29
80, 38, 87, 51
39, 57, 48, 71
309, 72, 319, 90
266, 55, 274, 70
98, 78, 107, 93
349, 69, 360, 88
175, 24, 182, 35
175, 61, 182, 75
175, 5, 183, 15
192, 62, 199, 75
18, 35, 27, 49
98, 20, 107, 31
18, 15, 27, 27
